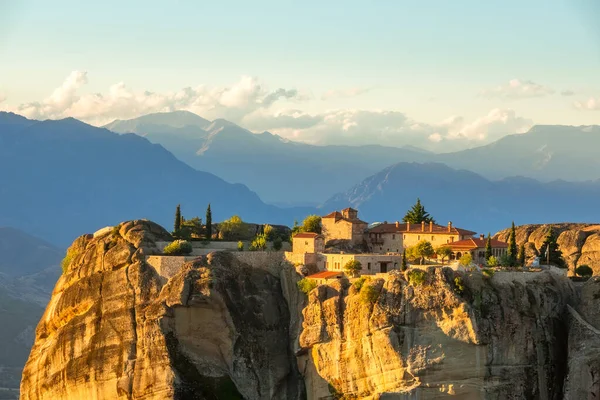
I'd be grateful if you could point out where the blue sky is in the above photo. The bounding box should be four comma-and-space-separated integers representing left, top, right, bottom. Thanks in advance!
1, 0, 600, 150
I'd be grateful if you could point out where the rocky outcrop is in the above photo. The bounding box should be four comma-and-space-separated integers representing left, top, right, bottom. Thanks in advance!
20, 220, 303, 400
496, 223, 600, 274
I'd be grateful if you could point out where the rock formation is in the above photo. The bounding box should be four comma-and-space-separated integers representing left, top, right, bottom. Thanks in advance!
22, 220, 591, 399
495, 223, 600, 274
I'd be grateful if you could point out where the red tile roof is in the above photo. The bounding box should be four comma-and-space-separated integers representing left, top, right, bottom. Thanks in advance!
322, 211, 343, 219
307, 271, 343, 279
368, 222, 476, 236
341, 207, 357, 212
445, 238, 508, 250
322, 210, 367, 225
293, 232, 323, 239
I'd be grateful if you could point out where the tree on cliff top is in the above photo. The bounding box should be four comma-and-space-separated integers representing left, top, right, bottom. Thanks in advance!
205, 203, 212, 240
293, 215, 322, 236
540, 227, 566, 268
485, 233, 492, 261
436, 246, 452, 265
407, 240, 435, 265
518, 243, 526, 267
174, 204, 182, 235
402, 198, 435, 224
507, 222, 518, 266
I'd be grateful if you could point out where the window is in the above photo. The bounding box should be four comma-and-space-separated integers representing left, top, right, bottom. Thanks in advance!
367, 262, 371, 270
450, 237, 454, 242
380, 247, 382, 250
418, 235, 420, 240
392, 234, 395, 240
387, 248, 389, 252
305, 241, 308, 245
403, 235, 406, 239
432, 236, 435, 241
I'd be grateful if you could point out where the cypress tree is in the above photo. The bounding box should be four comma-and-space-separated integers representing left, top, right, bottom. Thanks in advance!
485, 233, 492, 261
518, 243, 526, 267
507, 222, 518, 266
540, 227, 566, 268
174, 204, 182, 235
402, 198, 435, 224
402, 249, 408, 271
205, 203, 212, 240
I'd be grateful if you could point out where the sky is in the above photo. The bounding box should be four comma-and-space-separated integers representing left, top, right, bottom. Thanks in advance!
1, 0, 600, 151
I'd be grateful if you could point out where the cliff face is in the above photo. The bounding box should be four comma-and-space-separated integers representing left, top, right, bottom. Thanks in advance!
22, 220, 582, 399
20, 220, 303, 400
495, 223, 600, 274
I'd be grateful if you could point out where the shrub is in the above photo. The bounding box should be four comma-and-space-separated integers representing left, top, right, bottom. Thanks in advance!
297, 278, 317, 294
237, 241, 244, 252
344, 259, 362, 277
482, 268, 495, 278
163, 240, 193, 255
360, 283, 379, 304
61, 250, 75, 274
454, 276, 465, 294
576, 265, 593, 277
487, 255, 498, 267
263, 224, 274, 241
273, 237, 283, 251
408, 269, 427, 286
459, 253, 472, 267
250, 234, 267, 251
353, 277, 367, 292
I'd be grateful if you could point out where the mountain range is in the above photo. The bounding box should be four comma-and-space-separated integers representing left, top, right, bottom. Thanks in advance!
105, 111, 600, 205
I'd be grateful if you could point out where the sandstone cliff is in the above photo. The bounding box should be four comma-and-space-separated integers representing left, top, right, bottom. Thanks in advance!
22, 220, 583, 399
495, 223, 600, 274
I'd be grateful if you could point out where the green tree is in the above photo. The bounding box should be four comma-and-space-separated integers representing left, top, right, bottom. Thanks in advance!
409, 240, 435, 265
485, 233, 492, 261
436, 246, 452, 265
205, 203, 212, 240
250, 234, 267, 251
263, 224, 274, 241
302, 215, 322, 234
459, 253, 472, 267
174, 204, 182, 235
518, 244, 526, 267
487, 255, 498, 267
344, 259, 362, 277
539, 227, 566, 268
576, 265, 593, 277
273, 237, 283, 251
402, 198, 435, 224
401, 249, 408, 271
507, 222, 518, 267
218, 215, 245, 240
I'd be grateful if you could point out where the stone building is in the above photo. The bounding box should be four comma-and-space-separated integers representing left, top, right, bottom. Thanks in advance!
292, 232, 325, 254
445, 235, 508, 264
367, 221, 476, 253
321, 208, 368, 245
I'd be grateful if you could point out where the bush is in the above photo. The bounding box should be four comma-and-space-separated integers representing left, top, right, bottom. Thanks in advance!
273, 237, 283, 251
353, 277, 367, 292
344, 259, 362, 277
61, 251, 74, 274
408, 269, 427, 286
360, 283, 380, 305
163, 240, 193, 255
454, 276, 465, 294
459, 253, 472, 267
250, 234, 267, 251
237, 241, 244, 252
482, 268, 495, 278
576, 265, 593, 277
297, 278, 317, 294
487, 256, 498, 267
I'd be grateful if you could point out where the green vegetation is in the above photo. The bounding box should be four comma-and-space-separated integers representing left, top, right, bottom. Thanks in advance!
250, 234, 267, 251
263, 224, 274, 241
482, 268, 495, 278
436, 246, 452, 265
237, 241, 244, 252
205, 203, 212, 239
293, 215, 322, 236
401, 249, 408, 271
163, 240, 193, 255
408, 269, 427, 286
273, 237, 283, 251
576, 265, 593, 277
518, 243, 526, 267
499, 253, 512, 267
297, 278, 318, 294
353, 276, 367, 291
485, 233, 492, 261
487, 255, 498, 267
218, 215, 245, 240
344, 259, 362, 277
178, 217, 203, 239
61, 249, 76, 274
402, 198, 435, 224
174, 204, 182, 235
459, 253, 472, 267
539, 227, 566, 268
507, 221, 518, 266
407, 240, 435, 264
453, 276, 465, 294
360, 283, 380, 305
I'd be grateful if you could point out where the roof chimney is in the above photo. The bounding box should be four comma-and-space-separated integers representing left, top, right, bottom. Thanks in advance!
407, 222, 410, 231
480, 234, 484, 240
429, 221, 433, 232
447, 221, 452, 233
421, 221, 425, 232
395, 221, 399, 228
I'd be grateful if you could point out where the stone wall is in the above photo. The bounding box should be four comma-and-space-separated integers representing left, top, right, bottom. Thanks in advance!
321, 253, 402, 274
231, 251, 289, 277
402, 231, 463, 248
145, 255, 196, 279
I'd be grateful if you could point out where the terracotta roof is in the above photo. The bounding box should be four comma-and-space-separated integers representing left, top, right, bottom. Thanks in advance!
445, 238, 508, 250
341, 207, 357, 212
293, 232, 323, 239
321, 210, 367, 225
368, 222, 476, 236
307, 271, 343, 279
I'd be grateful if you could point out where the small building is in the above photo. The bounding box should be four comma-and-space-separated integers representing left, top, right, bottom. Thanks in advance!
367, 221, 476, 253
292, 232, 325, 254
322, 208, 368, 245
444, 235, 508, 264
306, 271, 344, 284
321, 253, 402, 274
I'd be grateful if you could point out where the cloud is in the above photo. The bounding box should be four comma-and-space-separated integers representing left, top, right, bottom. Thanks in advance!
242, 109, 323, 131
480, 79, 555, 100
561, 90, 575, 96
440, 108, 533, 142
4, 71, 305, 125
321, 87, 371, 100
574, 97, 600, 110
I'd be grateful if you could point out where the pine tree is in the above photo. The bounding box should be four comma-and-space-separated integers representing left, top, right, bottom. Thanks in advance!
205, 203, 212, 240
401, 249, 408, 271
540, 227, 566, 268
518, 243, 526, 267
485, 233, 492, 261
174, 204, 182, 235
507, 222, 518, 266
402, 198, 435, 224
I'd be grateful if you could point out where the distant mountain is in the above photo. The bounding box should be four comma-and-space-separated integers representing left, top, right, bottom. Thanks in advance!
437, 125, 600, 182
0, 112, 312, 247
322, 162, 600, 234
104, 113, 427, 204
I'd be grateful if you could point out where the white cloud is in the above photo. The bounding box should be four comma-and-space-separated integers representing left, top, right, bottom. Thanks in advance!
574, 97, 600, 110
3, 71, 305, 125
428, 133, 443, 143
480, 79, 555, 100
561, 90, 575, 97
321, 87, 371, 100
441, 108, 533, 142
